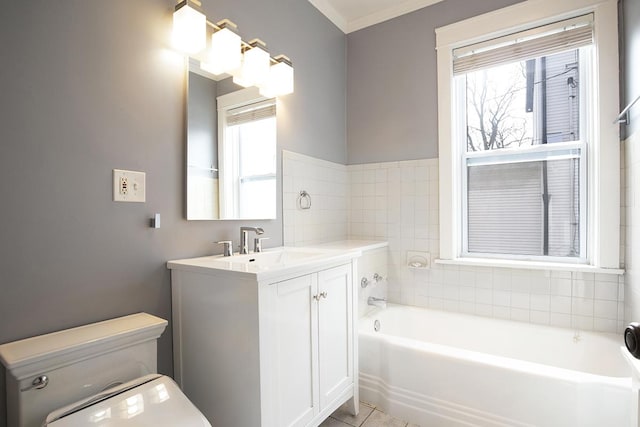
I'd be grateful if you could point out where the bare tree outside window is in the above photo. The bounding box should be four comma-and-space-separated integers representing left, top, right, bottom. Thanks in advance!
466, 62, 533, 152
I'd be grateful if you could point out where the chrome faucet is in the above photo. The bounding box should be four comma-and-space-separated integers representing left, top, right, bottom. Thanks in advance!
367, 296, 387, 308
217, 240, 233, 257
254, 237, 269, 253
240, 227, 264, 254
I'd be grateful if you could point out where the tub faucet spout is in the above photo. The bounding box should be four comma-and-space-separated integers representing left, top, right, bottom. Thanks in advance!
368, 296, 387, 308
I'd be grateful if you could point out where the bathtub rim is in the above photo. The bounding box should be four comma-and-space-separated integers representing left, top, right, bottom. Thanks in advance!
359, 304, 631, 385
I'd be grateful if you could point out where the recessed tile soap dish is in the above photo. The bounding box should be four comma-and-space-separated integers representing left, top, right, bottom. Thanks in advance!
407, 251, 431, 269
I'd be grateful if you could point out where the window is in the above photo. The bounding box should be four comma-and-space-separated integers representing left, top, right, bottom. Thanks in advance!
459, 18, 591, 262
436, 0, 620, 269
218, 88, 277, 219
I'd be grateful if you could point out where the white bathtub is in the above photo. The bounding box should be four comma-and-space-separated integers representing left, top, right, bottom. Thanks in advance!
359, 304, 631, 427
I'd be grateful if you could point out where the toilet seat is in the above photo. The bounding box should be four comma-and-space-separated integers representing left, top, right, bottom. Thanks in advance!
44, 374, 211, 426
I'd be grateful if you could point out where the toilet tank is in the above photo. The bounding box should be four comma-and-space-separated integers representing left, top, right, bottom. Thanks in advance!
0, 313, 168, 427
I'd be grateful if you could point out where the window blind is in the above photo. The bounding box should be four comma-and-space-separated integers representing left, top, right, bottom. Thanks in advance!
467, 162, 543, 255
453, 14, 593, 75
226, 99, 276, 126
466, 154, 582, 258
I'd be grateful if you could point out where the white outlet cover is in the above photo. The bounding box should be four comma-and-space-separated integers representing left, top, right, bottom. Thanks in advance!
113, 169, 146, 202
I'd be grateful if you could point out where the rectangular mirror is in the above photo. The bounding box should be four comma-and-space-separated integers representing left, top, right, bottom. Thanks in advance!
186, 60, 277, 220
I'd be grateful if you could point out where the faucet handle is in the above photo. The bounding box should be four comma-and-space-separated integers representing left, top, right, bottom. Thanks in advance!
216, 240, 233, 257
254, 237, 269, 253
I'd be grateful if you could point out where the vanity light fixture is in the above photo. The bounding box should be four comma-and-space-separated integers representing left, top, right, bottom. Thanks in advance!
259, 55, 294, 98
200, 19, 242, 76
233, 39, 270, 88
172, 0, 207, 54
171, 1, 294, 96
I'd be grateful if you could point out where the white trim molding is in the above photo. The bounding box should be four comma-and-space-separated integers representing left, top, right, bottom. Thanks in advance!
346, 0, 443, 34
308, 0, 348, 33
308, 0, 444, 34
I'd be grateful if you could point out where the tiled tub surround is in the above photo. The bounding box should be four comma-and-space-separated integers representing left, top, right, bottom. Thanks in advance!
313, 241, 389, 318
624, 129, 640, 326
282, 152, 625, 333
347, 159, 625, 333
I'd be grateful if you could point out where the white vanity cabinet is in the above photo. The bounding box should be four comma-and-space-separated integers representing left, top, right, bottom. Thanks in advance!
262, 264, 354, 427
168, 250, 359, 427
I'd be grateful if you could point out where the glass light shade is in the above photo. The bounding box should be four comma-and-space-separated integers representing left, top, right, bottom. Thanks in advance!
233, 43, 270, 88
260, 60, 294, 97
201, 27, 242, 76
172, 3, 206, 54
231, 57, 250, 87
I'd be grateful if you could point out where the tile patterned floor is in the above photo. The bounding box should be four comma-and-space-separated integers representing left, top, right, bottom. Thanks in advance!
320, 401, 421, 427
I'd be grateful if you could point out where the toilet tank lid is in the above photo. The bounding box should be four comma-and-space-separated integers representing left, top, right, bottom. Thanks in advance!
0, 313, 167, 379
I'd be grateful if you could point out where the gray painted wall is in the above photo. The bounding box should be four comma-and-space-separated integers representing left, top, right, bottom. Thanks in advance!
188, 72, 218, 180
0, 0, 344, 425
346, 0, 524, 164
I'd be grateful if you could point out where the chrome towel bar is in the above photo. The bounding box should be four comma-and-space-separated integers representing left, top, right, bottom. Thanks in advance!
615, 94, 640, 125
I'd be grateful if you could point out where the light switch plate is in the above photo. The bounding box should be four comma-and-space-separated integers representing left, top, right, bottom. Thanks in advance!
113, 169, 145, 202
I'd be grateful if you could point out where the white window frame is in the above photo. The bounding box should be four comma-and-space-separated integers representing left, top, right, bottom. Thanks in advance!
461, 142, 588, 263
435, 0, 620, 271
217, 87, 276, 219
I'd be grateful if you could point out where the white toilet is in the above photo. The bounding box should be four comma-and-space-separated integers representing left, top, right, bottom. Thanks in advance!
0, 313, 211, 427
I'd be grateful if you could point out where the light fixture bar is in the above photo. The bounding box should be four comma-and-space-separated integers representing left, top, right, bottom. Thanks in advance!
173, 2, 294, 96
272, 54, 292, 67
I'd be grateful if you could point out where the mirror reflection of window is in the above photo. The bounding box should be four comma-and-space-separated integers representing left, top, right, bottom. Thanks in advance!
186, 60, 278, 221
218, 89, 276, 219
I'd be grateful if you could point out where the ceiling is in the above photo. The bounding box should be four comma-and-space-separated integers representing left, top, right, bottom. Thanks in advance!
309, 0, 445, 33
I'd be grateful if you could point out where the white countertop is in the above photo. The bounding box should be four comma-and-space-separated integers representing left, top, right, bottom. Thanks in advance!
310, 240, 388, 252
167, 246, 362, 282
167, 241, 387, 282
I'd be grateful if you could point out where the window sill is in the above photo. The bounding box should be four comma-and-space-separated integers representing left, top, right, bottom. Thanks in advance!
434, 257, 624, 275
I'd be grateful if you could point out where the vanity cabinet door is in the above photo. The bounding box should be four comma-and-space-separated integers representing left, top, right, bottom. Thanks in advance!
317, 264, 354, 409
264, 274, 319, 427
261, 263, 355, 427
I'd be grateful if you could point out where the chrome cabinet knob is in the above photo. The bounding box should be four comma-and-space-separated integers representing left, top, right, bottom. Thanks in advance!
313, 291, 328, 301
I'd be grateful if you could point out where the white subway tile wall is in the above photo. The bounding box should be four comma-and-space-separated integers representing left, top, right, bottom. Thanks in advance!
283, 151, 349, 246
348, 159, 624, 333
624, 130, 640, 328
283, 151, 625, 333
